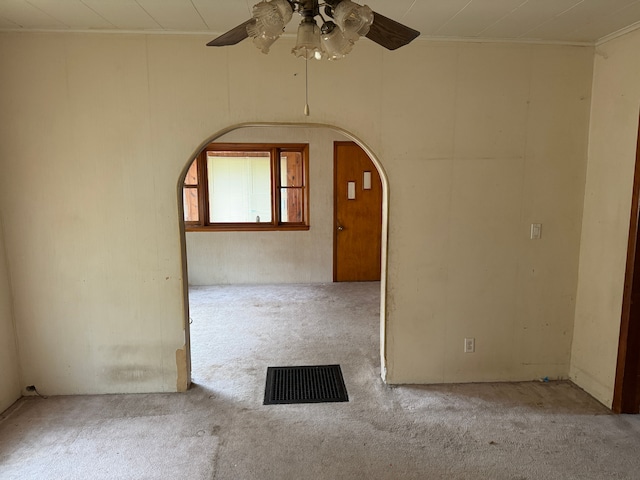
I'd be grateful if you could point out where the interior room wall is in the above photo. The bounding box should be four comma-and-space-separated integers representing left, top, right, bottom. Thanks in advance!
0, 215, 21, 412
186, 127, 347, 285
571, 29, 640, 407
0, 32, 593, 394
383, 42, 593, 384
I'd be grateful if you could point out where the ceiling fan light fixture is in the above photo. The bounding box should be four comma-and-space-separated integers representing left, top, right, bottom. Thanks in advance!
320, 22, 354, 60
252, 33, 280, 54
207, 1, 421, 58
333, 0, 374, 41
248, 0, 293, 38
292, 17, 323, 60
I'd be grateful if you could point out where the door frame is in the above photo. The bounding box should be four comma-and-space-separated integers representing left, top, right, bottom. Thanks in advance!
177, 122, 391, 387
614, 112, 640, 414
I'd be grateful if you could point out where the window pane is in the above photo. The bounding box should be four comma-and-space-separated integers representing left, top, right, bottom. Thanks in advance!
280, 188, 304, 223
280, 152, 304, 187
184, 160, 198, 186
208, 152, 272, 223
183, 187, 199, 222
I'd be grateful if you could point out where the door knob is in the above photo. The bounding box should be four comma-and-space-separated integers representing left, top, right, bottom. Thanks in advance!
337, 225, 344, 231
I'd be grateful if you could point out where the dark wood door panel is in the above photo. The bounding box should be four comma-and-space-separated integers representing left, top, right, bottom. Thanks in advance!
334, 142, 382, 282
614, 113, 640, 414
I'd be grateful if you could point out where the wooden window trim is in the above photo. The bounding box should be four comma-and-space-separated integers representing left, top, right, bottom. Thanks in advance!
183, 143, 310, 232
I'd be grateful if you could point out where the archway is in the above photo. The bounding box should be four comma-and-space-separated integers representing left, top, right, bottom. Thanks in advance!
176, 123, 390, 389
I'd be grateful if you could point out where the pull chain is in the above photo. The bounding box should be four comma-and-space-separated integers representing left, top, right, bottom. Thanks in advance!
304, 56, 310, 116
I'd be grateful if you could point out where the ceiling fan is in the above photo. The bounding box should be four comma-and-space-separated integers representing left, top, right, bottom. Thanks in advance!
207, 0, 420, 61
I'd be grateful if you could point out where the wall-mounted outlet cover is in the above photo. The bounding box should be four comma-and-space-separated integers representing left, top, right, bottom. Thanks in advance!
464, 338, 475, 353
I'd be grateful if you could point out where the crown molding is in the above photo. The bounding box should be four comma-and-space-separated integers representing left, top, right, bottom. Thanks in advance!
0, 27, 596, 47
596, 21, 640, 46
413, 35, 592, 47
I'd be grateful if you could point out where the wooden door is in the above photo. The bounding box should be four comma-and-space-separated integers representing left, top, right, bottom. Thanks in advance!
614, 113, 640, 414
334, 142, 382, 282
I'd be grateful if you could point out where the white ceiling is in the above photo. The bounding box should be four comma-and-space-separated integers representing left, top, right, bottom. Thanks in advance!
1, 0, 640, 44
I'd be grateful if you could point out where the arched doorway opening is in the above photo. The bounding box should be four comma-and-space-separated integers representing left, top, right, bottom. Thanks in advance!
176, 123, 390, 389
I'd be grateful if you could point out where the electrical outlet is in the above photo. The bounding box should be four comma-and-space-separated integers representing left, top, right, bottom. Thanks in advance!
464, 338, 475, 353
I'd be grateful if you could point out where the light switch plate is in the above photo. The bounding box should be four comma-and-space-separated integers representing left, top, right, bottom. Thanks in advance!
531, 223, 542, 240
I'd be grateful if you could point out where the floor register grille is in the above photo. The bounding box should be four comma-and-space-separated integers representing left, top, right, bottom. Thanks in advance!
263, 365, 349, 405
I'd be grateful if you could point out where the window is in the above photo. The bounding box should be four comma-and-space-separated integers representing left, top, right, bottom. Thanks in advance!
183, 143, 309, 231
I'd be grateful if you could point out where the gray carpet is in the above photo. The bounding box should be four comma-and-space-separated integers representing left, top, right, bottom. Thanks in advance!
1, 282, 640, 479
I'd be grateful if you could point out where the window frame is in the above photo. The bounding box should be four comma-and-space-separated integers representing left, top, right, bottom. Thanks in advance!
183, 142, 310, 232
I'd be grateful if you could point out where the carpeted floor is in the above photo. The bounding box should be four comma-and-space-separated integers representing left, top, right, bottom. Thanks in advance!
1, 282, 640, 479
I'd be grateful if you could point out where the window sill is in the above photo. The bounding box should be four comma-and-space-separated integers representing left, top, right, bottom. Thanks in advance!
185, 224, 310, 232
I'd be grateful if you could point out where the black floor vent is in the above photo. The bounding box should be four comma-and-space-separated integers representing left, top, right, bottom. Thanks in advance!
264, 365, 349, 405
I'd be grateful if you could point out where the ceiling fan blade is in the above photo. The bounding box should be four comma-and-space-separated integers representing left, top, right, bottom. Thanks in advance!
207, 18, 256, 47
365, 11, 420, 50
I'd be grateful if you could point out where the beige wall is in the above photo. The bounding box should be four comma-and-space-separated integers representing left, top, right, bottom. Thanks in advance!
0, 32, 593, 394
384, 43, 593, 383
571, 29, 640, 407
186, 127, 347, 285
0, 214, 21, 412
